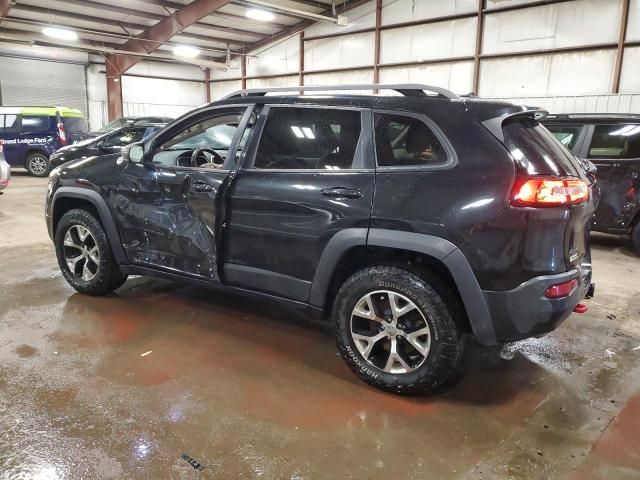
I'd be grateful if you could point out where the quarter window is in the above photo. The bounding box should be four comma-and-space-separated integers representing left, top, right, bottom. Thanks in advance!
545, 124, 583, 150
374, 113, 447, 167
588, 124, 640, 159
253, 107, 362, 170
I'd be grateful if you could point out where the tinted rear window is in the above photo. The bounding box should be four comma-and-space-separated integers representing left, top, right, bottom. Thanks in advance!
503, 117, 582, 177
21, 116, 51, 133
587, 124, 640, 159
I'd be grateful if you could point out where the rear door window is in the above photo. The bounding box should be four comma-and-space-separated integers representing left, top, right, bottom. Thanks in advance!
253, 107, 362, 170
503, 117, 582, 177
374, 113, 448, 167
587, 124, 640, 159
21, 116, 51, 133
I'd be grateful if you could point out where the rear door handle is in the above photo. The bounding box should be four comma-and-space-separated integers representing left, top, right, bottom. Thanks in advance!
320, 187, 363, 199
192, 182, 213, 192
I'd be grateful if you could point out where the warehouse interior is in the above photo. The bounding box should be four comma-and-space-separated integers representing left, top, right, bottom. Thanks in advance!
1, 0, 640, 479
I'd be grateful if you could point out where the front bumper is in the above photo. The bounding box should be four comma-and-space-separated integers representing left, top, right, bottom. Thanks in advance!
482, 262, 592, 343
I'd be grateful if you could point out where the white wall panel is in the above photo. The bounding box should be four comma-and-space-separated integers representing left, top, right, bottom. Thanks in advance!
210, 80, 242, 100
486, 0, 553, 9
122, 76, 205, 107
127, 61, 204, 81
305, 32, 375, 70
382, 0, 475, 25
628, 0, 640, 41
212, 57, 242, 80
483, 0, 622, 54
247, 35, 300, 77
487, 94, 640, 114
619, 47, 640, 93
246, 75, 299, 89
380, 18, 476, 64
479, 50, 616, 97
304, 68, 374, 93
379, 61, 474, 94
307, 1, 376, 36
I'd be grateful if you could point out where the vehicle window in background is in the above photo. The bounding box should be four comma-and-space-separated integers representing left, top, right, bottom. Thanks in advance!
99, 118, 130, 132
545, 124, 583, 150
588, 124, 640, 159
502, 117, 581, 177
21, 116, 50, 133
0, 114, 19, 132
253, 107, 361, 170
104, 128, 146, 147
62, 117, 88, 135
374, 113, 447, 167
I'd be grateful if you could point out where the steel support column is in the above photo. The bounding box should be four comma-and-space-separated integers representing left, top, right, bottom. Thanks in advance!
373, 0, 382, 86
205, 68, 211, 103
472, 0, 485, 95
106, 58, 124, 121
613, 0, 631, 93
0, 0, 11, 17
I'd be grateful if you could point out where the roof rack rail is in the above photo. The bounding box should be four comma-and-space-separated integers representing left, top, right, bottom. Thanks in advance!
221, 84, 460, 100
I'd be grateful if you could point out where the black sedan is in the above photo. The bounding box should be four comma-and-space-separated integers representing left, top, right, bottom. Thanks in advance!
50, 124, 165, 168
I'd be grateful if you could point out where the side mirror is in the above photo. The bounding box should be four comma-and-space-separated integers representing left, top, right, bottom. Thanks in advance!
96, 140, 105, 151
125, 143, 145, 164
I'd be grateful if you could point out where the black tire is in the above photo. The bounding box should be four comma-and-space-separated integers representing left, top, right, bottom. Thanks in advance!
333, 265, 463, 395
632, 222, 640, 254
55, 209, 128, 296
25, 152, 51, 177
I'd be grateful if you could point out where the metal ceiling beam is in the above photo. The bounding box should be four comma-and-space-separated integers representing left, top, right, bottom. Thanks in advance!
0, 0, 11, 17
54, 0, 266, 39
12, 4, 247, 48
127, 0, 289, 28
108, 0, 234, 76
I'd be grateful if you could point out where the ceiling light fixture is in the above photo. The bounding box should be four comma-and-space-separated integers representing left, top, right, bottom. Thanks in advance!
245, 8, 275, 22
42, 26, 78, 41
173, 45, 201, 58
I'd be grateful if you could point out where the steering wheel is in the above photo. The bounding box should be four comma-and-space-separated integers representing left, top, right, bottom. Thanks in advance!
190, 147, 225, 169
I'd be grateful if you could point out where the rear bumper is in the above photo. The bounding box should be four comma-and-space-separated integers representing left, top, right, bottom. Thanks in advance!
482, 262, 592, 343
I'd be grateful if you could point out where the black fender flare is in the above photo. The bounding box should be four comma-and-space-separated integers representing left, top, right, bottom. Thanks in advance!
309, 228, 496, 345
52, 187, 129, 265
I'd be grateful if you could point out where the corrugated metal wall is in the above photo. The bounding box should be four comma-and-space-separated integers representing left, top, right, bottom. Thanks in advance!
211, 0, 640, 113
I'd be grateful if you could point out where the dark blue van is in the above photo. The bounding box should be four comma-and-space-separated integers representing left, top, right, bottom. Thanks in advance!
0, 107, 88, 176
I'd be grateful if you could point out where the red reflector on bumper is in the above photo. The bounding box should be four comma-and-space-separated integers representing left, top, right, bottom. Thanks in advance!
573, 303, 588, 314
544, 279, 578, 299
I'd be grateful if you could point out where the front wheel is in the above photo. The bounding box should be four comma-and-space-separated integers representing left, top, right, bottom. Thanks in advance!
55, 209, 128, 296
25, 152, 51, 177
333, 265, 463, 395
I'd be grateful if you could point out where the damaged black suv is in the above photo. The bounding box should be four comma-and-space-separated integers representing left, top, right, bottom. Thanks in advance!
46, 84, 596, 394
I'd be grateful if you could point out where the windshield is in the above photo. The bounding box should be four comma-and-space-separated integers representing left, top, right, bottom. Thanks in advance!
99, 118, 132, 132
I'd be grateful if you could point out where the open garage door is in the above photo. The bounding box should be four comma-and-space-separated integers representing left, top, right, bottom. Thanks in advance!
0, 57, 87, 116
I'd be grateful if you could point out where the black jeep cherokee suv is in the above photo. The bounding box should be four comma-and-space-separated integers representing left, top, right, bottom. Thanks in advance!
543, 114, 640, 252
46, 84, 596, 394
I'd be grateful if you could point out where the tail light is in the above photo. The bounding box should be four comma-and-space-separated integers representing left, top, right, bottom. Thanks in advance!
511, 176, 589, 207
57, 122, 67, 146
544, 279, 578, 299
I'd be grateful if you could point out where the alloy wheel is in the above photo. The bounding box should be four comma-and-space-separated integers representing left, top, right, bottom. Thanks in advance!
350, 290, 431, 374
28, 155, 48, 175
63, 225, 100, 281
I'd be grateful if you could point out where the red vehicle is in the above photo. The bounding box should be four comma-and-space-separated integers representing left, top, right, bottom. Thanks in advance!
0, 142, 10, 193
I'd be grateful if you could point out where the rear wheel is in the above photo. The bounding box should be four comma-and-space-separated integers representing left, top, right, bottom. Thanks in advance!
55, 209, 127, 296
632, 222, 640, 254
25, 152, 50, 177
333, 265, 463, 395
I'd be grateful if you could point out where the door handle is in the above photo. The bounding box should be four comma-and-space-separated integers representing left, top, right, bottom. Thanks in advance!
320, 187, 363, 199
192, 182, 213, 192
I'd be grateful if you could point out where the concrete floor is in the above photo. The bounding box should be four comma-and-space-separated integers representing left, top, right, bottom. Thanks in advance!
1, 172, 640, 480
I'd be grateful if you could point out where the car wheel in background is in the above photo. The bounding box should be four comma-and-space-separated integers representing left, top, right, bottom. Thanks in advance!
25, 152, 51, 177
55, 209, 128, 296
333, 265, 464, 395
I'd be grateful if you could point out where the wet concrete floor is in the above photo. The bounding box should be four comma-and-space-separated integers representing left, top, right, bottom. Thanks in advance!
1, 173, 640, 479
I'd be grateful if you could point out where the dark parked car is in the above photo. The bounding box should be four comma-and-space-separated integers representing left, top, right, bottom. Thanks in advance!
543, 114, 640, 252
76, 116, 174, 141
50, 124, 166, 168
0, 106, 88, 176
46, 84, 596, 394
